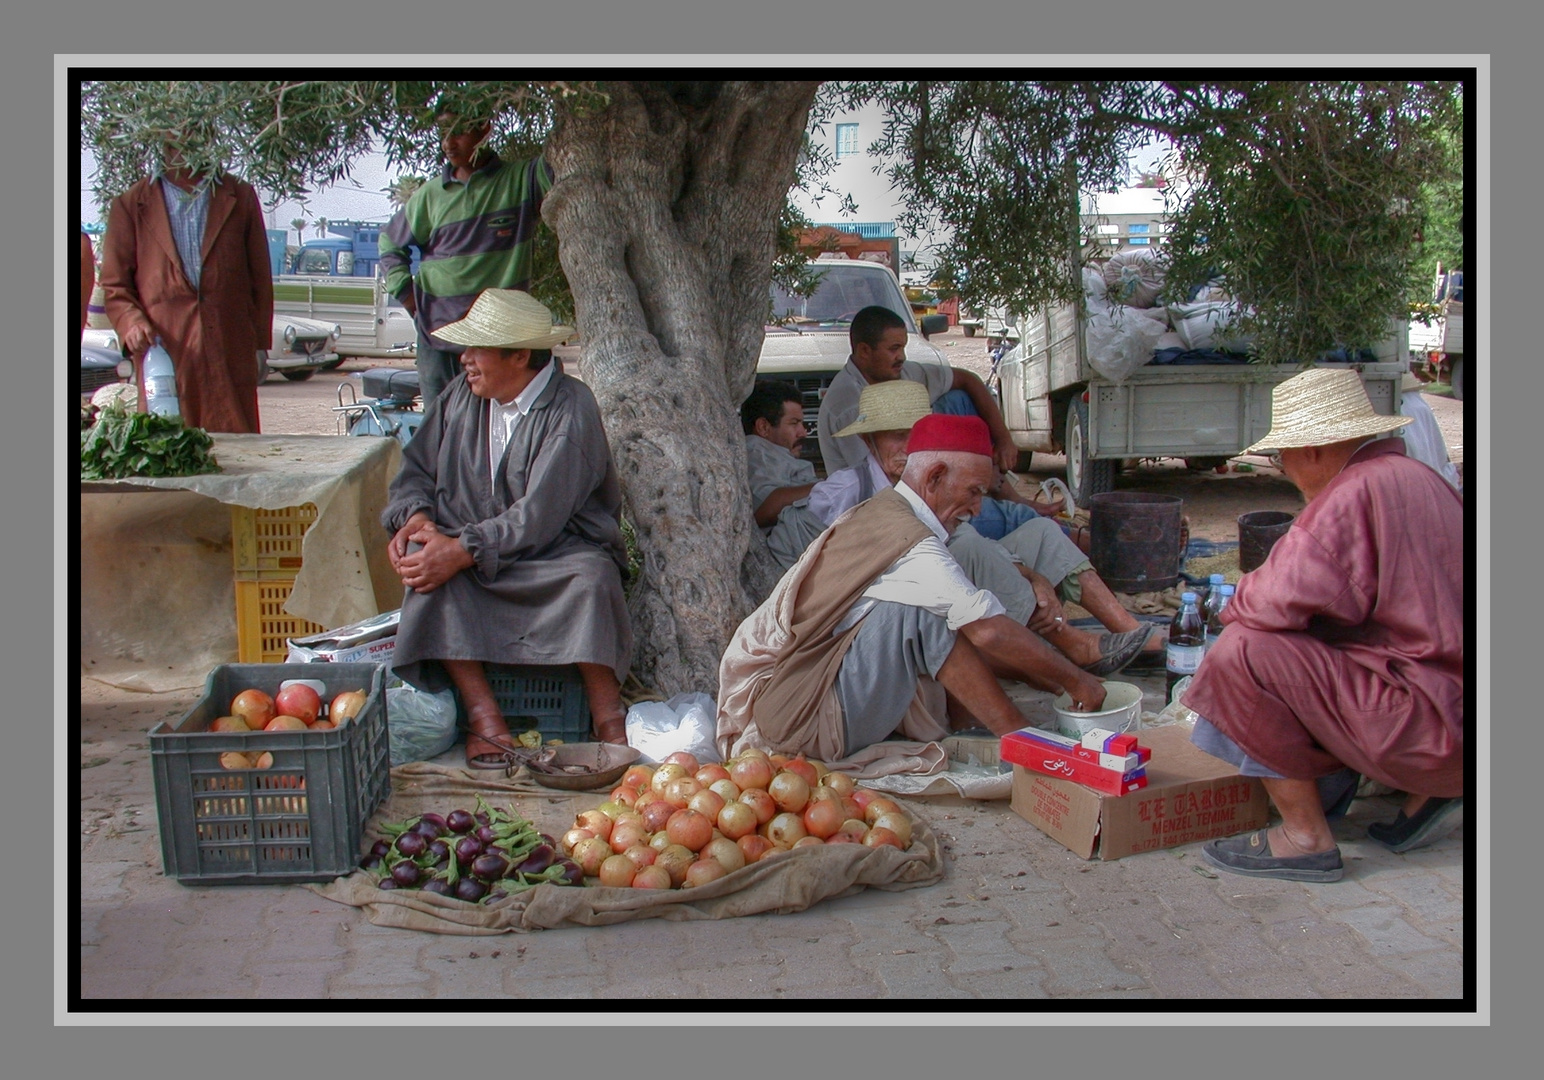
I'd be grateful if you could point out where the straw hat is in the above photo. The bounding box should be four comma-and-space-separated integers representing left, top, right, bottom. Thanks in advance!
833, 379, 932, 438
1246, 368, 1411, 454
433, 289, 574, 350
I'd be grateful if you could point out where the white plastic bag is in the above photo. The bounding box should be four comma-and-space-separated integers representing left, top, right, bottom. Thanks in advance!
1084, 303, 1168, 382
624, 692, 722, 764
385, 681, 459, 766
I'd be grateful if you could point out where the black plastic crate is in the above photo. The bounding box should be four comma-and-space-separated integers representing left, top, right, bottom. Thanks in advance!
483, 664, 590, 744
149, 663, 390, 885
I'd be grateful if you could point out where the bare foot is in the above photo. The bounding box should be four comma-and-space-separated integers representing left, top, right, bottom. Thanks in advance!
593, 713, 628, 746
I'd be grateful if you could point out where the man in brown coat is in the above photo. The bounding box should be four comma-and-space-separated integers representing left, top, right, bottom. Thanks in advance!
100, 158, 274, 432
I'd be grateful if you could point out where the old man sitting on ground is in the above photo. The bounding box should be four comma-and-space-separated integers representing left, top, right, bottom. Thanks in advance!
1184, 368, 1465, 881
381, 289, 633, 766
717, 414, 1109, 764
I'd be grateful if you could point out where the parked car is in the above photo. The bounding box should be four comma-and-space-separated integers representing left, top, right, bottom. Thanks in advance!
81, 314, 343, 385
756, 257, 949, 467
80, 342, 128, 401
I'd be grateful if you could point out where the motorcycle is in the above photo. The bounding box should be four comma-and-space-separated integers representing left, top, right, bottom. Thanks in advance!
334, 367, 425, 447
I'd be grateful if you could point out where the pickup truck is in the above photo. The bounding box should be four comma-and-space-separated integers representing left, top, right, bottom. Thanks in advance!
271, 273, 417, 362
996, 291, 1408, 504
756, 256, 948, 468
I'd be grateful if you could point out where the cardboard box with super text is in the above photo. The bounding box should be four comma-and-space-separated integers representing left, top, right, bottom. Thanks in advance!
1009, 724, 1271, 860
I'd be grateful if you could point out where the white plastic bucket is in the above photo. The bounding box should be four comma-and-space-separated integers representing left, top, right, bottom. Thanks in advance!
1052, 680, 1144, 740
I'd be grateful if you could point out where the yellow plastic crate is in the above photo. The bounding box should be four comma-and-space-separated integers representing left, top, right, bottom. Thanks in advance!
231, 503, 319, 574
235, 576, 327, 664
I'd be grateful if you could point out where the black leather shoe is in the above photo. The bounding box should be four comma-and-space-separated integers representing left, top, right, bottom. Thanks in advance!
1367, 797, 1463, 854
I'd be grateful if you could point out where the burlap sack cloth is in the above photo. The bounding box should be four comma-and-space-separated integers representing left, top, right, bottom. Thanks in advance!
310, 763, 945, 935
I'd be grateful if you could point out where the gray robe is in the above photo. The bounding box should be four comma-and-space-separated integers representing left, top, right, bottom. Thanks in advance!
744, 433, 826, 570
382, 367, 633, 691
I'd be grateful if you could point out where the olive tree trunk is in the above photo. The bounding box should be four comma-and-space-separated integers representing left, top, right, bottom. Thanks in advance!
541, 81, 819, 696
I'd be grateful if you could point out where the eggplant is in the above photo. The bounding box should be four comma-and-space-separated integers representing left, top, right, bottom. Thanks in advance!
376, 877, 398, 891
358, 855, 383, 872
513, 843, 555, 877
470, 852, 509, 882
421, 878, 453, 897
483, 889, 509, 905
539, 833, 559, 849
446, 809, 477, 835
453, 878, 488, 903
418, 812, 449, 832
453, 835, 485, 866
427, 839, 452, 866
390, 862, 421, 887
370, 839, 392, 859
474, 811, 491, 826
474, 825, 499, 845
412, 819, 446, 840
394, 831, 427, 859
558, 859, 584, 887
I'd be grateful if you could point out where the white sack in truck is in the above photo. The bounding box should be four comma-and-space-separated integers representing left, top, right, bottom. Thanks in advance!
1084, 294, 1169, 383
1102, 247, 1166, 308
1169, 301, 1256, 353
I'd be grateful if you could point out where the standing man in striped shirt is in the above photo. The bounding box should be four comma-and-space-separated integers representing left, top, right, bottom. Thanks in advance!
379, 109, 554, 405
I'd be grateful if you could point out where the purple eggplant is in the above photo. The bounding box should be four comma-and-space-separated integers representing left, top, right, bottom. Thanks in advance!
446, 809, 477, 835
412, 819, 445, 841
394, 831, 427, 859
358, 855, 383, 872
418, 812, 449, 832
558, 859, 584, 887
539, 833, 559, 849
513, 843, 555, 877
421, 878, 453, 897
470, 851, 509, 882
370, 839, 392, 859
453, 835, 485, 867
390, 861, 421, 887
427, 839, 451, 866
453, 878, 488, 903
474, 811, 491, 826
483, 889, 509, 905
474, 824, 499, 845
376, 877, 398, 891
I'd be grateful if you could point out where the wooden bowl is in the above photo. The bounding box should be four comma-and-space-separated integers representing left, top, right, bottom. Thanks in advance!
525, 742, 641, 791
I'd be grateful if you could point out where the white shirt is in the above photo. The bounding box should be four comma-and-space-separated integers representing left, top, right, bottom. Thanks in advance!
840, 481, 1006, 633
807, 455, 893, 527
1400, 391, 1462, 490
487, 361, 555, 488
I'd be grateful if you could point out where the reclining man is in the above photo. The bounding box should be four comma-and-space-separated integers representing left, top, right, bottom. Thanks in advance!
817, 305, 1061, 525
381, 289, 633, 766
741, 380, 827, 569
717, 414, 1109, 763
1184, 369, 1465, 881
749, 378, 1154, 674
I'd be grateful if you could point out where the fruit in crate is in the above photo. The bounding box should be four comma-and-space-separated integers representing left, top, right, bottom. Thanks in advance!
274, 684, 322, 726
229, 689, 276, 729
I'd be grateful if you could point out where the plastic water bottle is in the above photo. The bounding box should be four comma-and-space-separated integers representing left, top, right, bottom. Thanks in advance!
1200, 574, 1226, 639
142, 337, 180, 419
1166, 591, 1205, 703
1204, 583, 1234, 653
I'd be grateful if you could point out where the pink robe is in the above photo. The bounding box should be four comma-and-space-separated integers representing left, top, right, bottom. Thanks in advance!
1182, 439, 1465, 795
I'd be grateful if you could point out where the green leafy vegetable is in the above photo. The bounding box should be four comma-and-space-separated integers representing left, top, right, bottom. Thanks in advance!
79, 404, 221, 480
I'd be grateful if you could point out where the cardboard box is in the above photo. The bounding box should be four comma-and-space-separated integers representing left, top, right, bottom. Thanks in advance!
1009, 725, 1271, 860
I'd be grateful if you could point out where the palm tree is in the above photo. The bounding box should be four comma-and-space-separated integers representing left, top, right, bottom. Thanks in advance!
290, 217, 306, 246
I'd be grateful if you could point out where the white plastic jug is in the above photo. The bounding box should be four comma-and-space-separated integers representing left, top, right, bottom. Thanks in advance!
142, 338, 180, 419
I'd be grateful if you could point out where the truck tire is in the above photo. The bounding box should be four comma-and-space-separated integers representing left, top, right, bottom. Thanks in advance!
319, 358, 345, 372
281, 369, 317, 382
1450, 356, 1464, 401
1066, 397, 1114, 505
257, 355, 270, 383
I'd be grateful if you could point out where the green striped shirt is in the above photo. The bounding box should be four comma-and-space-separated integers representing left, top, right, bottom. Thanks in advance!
379, 154, 553, 346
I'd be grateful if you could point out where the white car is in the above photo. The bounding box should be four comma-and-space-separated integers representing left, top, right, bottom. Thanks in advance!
757, 257, 950, 467
81, 315, 343, 383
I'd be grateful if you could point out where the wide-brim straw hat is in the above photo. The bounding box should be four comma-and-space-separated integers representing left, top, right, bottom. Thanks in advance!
433, 289, 575, 350
1246, 368, 1411, 454
833, 379, 932, 438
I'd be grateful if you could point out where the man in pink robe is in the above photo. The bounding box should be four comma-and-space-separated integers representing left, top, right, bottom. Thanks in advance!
1184, 369, 1465, 881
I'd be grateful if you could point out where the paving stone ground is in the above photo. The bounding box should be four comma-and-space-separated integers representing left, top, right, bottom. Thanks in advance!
75, 672, 1469, 1006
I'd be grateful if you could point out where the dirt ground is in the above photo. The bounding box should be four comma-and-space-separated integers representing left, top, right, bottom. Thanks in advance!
260, 327, 1463, 545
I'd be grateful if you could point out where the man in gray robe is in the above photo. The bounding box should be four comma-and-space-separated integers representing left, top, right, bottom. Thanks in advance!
381, 289, 633, 764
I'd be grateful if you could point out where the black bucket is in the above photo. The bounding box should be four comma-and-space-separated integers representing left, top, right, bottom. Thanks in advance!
1088, 492, 1184, 593
1238, 510, 1295, 573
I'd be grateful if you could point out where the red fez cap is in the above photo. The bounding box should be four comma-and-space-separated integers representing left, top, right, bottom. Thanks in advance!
905, 413, 993, 458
